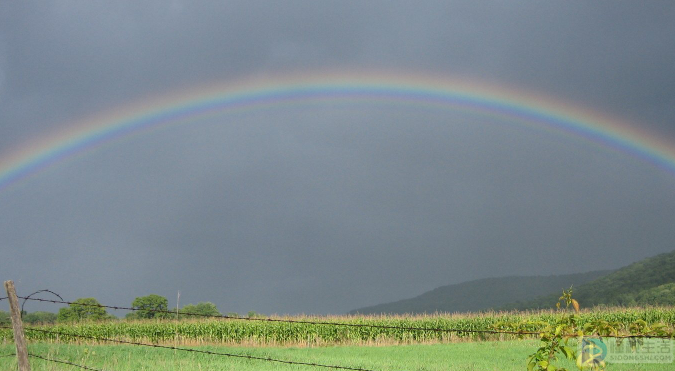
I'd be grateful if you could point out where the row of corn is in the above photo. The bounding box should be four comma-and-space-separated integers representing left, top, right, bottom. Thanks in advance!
2, 307, 673, 345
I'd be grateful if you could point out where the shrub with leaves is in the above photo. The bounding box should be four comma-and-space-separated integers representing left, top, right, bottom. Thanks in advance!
525, 287, 585, 371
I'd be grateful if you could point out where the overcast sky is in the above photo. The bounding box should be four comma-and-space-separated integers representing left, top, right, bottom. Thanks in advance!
1, 1, 675, 315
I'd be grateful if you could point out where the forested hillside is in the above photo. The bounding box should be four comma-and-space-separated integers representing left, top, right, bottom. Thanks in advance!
349, 270, 610, 315
501, 250, 675, 310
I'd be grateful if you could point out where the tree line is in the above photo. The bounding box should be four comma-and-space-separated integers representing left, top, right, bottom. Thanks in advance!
0, 294, 242, 325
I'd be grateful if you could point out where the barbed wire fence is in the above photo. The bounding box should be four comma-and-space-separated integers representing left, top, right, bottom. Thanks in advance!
14, 296, 544, 337
14, 295, 675, 339
2, 292, 542, 371
0, 295, 538, 371
20, 290, 64, 317
1, 324, 389, 371
2, 291, 491, 371
27, 353, 112, 371
3, 288, 675, 370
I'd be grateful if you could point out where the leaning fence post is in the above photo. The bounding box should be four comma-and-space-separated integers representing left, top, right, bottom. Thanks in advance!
4, 280, 31, 371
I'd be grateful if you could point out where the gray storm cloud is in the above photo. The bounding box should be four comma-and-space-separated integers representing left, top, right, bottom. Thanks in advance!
1, 1, 674, 315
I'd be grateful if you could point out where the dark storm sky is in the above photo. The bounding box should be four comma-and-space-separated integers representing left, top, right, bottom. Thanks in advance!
1, 1, 675, 315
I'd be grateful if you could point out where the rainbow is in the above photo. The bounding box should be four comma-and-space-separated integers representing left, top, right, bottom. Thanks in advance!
1, 72, 675, 192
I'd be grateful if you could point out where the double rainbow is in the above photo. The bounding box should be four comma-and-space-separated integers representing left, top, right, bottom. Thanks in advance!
1, 72, 674, 192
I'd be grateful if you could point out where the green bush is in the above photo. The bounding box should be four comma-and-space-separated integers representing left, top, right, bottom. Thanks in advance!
179, 302, 221, 318
131, 294, 169, 319
57, 298, 112, 322
23, 311, 57, 325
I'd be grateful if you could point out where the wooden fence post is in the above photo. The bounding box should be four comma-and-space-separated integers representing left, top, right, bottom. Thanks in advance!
4, 280, 31, 371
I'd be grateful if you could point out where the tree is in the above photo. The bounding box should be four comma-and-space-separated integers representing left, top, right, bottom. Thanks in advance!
23, 311, 57, 324
131, 294, 169, 319
180, 302, 221, 318
634, 282, 675, 305
57, 298, 110, 322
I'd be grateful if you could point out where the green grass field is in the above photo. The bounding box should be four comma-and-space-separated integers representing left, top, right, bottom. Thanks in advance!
2, 308, 673, 370
1, 340, 673, 371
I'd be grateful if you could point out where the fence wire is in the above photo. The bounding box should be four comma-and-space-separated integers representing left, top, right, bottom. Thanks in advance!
9, 297, 675, 339
16, 296, 540, 337
28, 353, 114, 371
3, 296, 674, 371
21, 289, 64, 316
2, 326, 386, 371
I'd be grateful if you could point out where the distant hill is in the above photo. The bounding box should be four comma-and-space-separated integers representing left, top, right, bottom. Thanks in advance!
500, 250, 675, 310
349, 270, 611, 315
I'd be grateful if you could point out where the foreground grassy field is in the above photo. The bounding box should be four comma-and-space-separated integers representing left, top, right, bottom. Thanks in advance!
2, 308, 673, 370
1, 341, 673, 371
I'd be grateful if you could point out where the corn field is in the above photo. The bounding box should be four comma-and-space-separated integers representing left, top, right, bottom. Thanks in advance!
2, 307, 674, 346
